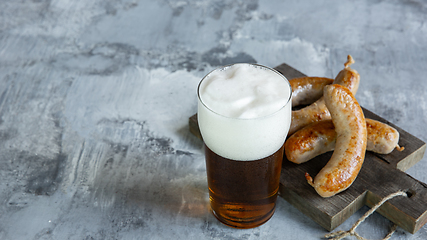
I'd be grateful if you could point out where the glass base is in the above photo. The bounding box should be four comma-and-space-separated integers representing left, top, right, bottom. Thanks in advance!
211, 204, 276, 229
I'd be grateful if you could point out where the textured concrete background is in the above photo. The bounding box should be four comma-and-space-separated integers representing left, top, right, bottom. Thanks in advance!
0, 0, 426, 239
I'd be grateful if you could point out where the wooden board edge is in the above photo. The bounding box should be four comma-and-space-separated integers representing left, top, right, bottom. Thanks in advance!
365, 191, 418, 234
278, 185, 335, 231
274, 63, 306, 79
330, 192, 368, 231
397, 143, 427, 172
415, 210, 427, 235
189, 114, 202, 140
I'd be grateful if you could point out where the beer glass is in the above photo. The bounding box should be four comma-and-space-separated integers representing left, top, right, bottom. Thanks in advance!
197, 63, 292, 228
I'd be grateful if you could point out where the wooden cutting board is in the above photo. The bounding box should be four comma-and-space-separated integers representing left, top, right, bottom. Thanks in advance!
188, 63, 427, 234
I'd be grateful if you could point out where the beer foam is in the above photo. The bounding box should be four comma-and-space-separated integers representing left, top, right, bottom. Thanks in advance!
198, 64, 291, 119
198, 63, 292, 161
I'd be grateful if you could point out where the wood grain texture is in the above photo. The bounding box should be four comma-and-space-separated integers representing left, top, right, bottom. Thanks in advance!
189, 63, 427, 233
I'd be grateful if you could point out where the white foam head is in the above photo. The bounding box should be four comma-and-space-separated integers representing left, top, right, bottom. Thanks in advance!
197, 63, 292, 161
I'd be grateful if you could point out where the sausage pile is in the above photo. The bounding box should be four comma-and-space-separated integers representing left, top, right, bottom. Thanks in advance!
284, 55, 404, 198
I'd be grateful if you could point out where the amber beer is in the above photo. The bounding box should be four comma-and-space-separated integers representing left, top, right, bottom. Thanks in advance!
205, 145, 284, 228
197, 63, 292, 228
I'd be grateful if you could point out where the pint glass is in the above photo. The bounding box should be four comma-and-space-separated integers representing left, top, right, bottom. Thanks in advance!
197, 63, 292, 228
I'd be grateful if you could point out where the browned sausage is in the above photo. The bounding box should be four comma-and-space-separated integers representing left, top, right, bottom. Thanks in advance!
285, 120, 337, 164
285, 119, 403, 164
289, 77, 334, 107
305, 84, 367, 198
288, 55, 360, 136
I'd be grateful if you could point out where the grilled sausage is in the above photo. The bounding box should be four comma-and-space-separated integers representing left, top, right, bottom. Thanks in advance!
289, 77, 334, 107
285, 119, 403, 164
288, 55, 360, 136
305, 84, 367, 198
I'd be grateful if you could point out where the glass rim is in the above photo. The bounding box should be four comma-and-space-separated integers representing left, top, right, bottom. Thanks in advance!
197, 63, 292, 120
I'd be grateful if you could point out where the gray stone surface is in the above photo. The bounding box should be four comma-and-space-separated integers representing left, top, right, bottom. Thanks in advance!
0, 0, 426, 239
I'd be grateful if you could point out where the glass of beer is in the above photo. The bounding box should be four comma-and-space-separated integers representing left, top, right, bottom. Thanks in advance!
197, 63, 292, 228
